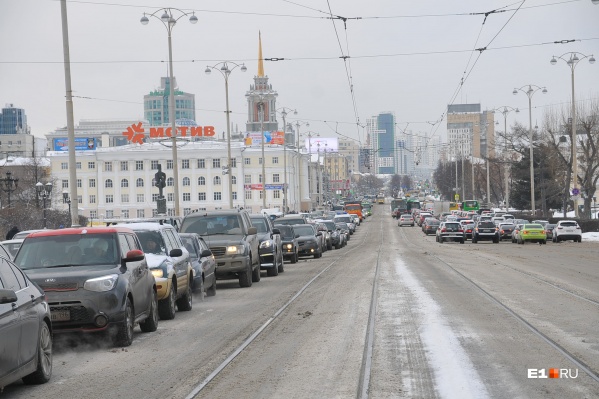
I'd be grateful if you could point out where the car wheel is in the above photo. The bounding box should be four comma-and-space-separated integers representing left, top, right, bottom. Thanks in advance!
194, 275, 205, 302
542, 240, 547, 245
267, 262, 279, 277
158, 283, 177, 320
578, 236, 582, 243
252, 261, 261, 283
206, 276, 217, 297
439, 237, 443, 244
472, 237, 477, 244
22, 321, 52, 385
327, 241, 333, 251
460, 239, 465, 244
239, 260, 253, 287
176, 278, 193, 311
140, 289, 158, 332
113, 297, 134, 347
493, 237, 499, 244
290, 251, 297, 264
277, 252, 285, 273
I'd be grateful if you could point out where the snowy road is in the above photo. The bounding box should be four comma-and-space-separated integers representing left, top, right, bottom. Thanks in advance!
3, 210, 598, 398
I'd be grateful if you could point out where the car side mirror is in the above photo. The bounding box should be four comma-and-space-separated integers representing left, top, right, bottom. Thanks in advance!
316, 232, 322, 236
248, 227, 258, 235
125, 249, 144, 262
200, 249, 213, 258
0, 288, 17, 304
169, 248, 183, 257
272, 228, 280, 236
295, 234, 300, 238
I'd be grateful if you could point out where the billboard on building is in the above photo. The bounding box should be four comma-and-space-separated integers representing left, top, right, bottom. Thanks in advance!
53, 137, 97, 151
304, 137, 338, 153
244, 131, 284, 146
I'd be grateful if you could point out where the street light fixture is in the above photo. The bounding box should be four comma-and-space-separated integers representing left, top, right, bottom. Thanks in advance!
277, 107, 297, 214
0, 171, 18, 209
36, 181, 53, 229
141, 8, 197, 217
294, 121, 310, 211
493, 106, 519, 211
550, 51, 595, 218
63, 190, 72, 226
513, 84, 547, 216
205, 61, 247, 209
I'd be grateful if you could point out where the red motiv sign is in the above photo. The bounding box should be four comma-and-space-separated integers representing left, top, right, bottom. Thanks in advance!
122, 123, 216, 144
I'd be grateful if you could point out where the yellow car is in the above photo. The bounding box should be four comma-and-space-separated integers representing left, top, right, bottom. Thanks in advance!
516, 223, 546, 245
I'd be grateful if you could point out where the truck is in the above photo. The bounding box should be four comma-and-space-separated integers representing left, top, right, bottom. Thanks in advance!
344, 201, 364, 221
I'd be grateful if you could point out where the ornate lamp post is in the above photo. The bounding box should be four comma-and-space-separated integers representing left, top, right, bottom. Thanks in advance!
277, 107, 297, 214
36, 182, 53, 228
550, 52, 595, 218
205, 61, 247, 209
0, 171, 18, 209
294, 121, 309, 211
493, 106, 519, 211
141, 8, 198, 217
513, 84, 547, 215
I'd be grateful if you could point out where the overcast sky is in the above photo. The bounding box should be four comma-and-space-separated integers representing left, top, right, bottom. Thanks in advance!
2, 0, 598, 147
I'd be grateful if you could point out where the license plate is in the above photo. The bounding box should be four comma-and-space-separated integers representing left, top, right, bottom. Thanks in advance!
51, 310, 70, 322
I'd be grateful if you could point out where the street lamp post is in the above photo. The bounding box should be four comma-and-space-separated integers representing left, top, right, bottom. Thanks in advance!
513, 84, 547, 216
493, 106, 519, 211
277, 107, 297, 214
62, 190, 72, 226
141, 8, 198, 217
258, 101, 267, 209
0, 171, 18, 209
305, 131, 319, 208
205, 61, 247, 209
550, 52, 595, 218
36, 182, 53, 229
294, 121, 309, 211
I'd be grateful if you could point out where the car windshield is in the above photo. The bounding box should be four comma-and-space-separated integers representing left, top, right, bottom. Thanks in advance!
335, 216, 352, 223
323, 221, 336, 231
2, 242, 21, 258
181, 215, 242, 235
180, 236, 198, 257
137, 231, 167, 255
274, 225, 295, 239
499, 224, 515, 229
560, 221, 577, 227
524, 224, 544, 229
444, 223, 460, 230
251, 218, 269, 233
478, 222, 496, 228
14, 234, 119, 270
294, 225, 315, 236
276, 218, 305, 225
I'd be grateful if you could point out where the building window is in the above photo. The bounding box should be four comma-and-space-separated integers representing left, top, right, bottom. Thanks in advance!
77, 195, 82, 204
152, 194, 159, 202
273, 190, 281, 199
197, 159, 205, 169
122, 210, 129, 218
151, 160, 159, 170
259, 191, 263, 199
259, 174, 263, 183
137, 209, 145, 218
183, 208, 191, 215
231, 176, 237, 184
182, 177, 190, 186
88, 161, 95, 169
198, 176, 206, 186
167, 160, 173, 169
182, 160, 190, 169
121, 179, 129, 188
212, 158, 221, 168
244, 158, 251, 165
232, 192, 237, 200
89, 195, 96, 204
245, 190, 252, 200
167, 177, 174, 187
62, 180, 69, 189
167, 208, 175, 217
104, 162, 112, 172
136, 178, 144, 188
122, 194, 129, 203
106, 195, 114, 203
89, 178, 96, 188
231, 158, 237, 168
183, 193, 190, 201
76, 162, 81, 169
259, 158, 263, 165
105, 179, 113, 188
213, 176, 221, 185
198, 192, 206, 201
272, 157, 279, 164
90, 210, 97, 219
167, 193, 174, 202
120, 161, 128, 171
214, 192, 222, 201
244, 175, 251, 184
76, 179, 82, 188
137, 194, 144, 203
273, 174, 280, 183
106, 210, 114, 218
136, 161, 144, 171
60, 162, 68, 170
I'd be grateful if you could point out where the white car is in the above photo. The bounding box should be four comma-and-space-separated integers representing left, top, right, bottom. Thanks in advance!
398, 214, 415, 227
552, 220, 582, 243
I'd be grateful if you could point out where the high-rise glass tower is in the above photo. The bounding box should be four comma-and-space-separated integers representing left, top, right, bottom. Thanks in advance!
0, 104, 28, 135
144, 77, 196, 126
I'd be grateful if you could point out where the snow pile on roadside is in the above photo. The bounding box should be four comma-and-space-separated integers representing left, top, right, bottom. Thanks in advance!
395, 259, 490, 399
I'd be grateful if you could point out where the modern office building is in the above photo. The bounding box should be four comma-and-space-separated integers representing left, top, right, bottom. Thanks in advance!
144, 77, 196, 126
447, 104, 495, 161
0, 104, 28, 135
366, 112, 397, 174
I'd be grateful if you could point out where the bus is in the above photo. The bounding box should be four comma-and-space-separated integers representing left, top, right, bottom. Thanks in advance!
390, 198, 408, 215
406, 198, 421, 213
344, 201, 364, 221
449, 202, 459, 211
461, 200, 480, 212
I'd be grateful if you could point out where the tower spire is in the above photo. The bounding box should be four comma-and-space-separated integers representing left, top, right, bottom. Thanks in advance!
257, 31, 264, 77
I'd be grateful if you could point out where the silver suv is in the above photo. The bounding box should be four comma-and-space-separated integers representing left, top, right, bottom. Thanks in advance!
179, 210, 260, 288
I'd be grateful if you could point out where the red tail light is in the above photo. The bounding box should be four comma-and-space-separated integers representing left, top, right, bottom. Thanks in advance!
441, 228, 447, 232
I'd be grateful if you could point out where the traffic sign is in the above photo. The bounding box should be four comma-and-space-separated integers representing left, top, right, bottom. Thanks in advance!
571, 187, 580, 196
454, 194, 460, 201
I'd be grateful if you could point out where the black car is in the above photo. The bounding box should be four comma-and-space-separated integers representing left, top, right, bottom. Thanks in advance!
250, 214, 284, 276
0, 257, 53, 390
179, 233, 217, 297
293, 224, 322, 259
422, 218, 440, 235
321, 220, 342, 249
274, 224, 299, 263
498, 223, 516, 241
14, 227, 159, 347
472, 221, 500, 243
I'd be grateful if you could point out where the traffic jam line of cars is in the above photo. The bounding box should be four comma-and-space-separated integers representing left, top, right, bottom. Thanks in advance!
0, 205, 367, 391
394, 207, 583, 246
